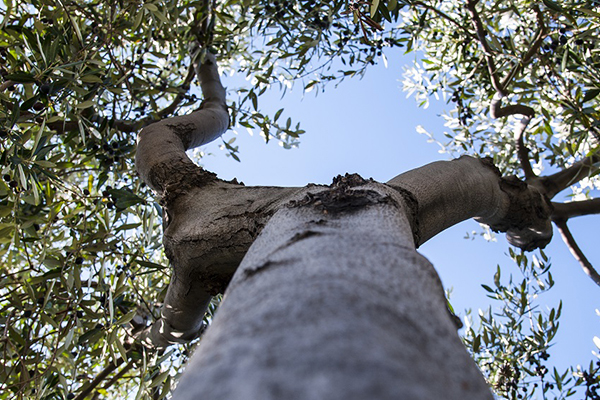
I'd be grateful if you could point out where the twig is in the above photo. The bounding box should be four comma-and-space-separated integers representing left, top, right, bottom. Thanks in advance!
73, 357, 124, 400
155, 63, 196, 119
552, 198, 600, 220
90, 360, 135, 400
554, 219, 600, 288
412, 1, 472, 36
499, 5, 547, 90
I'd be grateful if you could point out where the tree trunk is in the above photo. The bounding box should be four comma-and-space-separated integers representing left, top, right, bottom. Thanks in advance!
172, 174, 494, 399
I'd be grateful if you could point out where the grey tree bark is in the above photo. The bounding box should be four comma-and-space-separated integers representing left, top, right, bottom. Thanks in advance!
135, 48, 555, 398
171, 173, 496, 399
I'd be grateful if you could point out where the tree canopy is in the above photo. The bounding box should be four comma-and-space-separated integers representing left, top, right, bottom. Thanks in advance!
0, 0, 598, 399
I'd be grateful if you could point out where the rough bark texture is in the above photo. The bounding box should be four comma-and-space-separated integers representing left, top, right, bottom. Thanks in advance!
141, 156, 553, 347
150, 182, 299, 345
173, 177, 494, 399
135, 52, 228, 195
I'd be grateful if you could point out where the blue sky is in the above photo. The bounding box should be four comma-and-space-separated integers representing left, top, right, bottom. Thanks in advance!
199, 49, 599, 379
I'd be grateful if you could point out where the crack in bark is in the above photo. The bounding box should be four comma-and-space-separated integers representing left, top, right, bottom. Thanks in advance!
244, 259, 295, 278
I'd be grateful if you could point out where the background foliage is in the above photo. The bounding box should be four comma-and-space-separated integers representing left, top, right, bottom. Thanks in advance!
0, 0, 598, 399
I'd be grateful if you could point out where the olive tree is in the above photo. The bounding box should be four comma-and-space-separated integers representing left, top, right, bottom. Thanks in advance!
0, 0, 598, 399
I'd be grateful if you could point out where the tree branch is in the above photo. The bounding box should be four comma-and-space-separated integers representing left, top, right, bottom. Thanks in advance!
499, 5, 546, 90
489, 94, 536, 179
155, 63, 196, 119
388, 156, 553, 250
553, 219, 600, 288
552, 198, 600, 220
411, 1, 472, 36
466, 1, 540, 179
74, 357, 124, 400
539, 154, 600, 198
90, 360, 135, 400
135, 50, 229, 194
466, 0, 505, 96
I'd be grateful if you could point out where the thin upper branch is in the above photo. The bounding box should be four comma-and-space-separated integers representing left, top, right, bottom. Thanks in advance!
73, 357, 124, 400
155, 63, 196, 119
20, 65, 196, 135
499, 6, 546, 90
411, 1, 472, 36
554, 219, 600, 288
466, 0, 505, 96
552, 198, 600, 220
490, 94, 536, 179
515, 117, 535, 179
466, 1, 541, 179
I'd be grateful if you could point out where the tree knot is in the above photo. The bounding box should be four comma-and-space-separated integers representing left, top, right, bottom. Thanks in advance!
288, 174, 393, 214
330, 173, 372, 188
489, 175, 554, 251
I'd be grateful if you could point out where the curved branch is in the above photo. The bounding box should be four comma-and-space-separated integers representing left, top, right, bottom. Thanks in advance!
552, 198, 600, 220
136, 50, 229, 193
489, 97, 535, 119
388, 156, 553, 250
490, 95, 536, 179
553, 219, 600, 288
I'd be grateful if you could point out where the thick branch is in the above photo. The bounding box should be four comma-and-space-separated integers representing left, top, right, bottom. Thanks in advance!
552, 198, 600, 220
539, 154, 600, 198
554, 219, 600, 287
387, 156, 552, 250
135, 51, 229, 193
